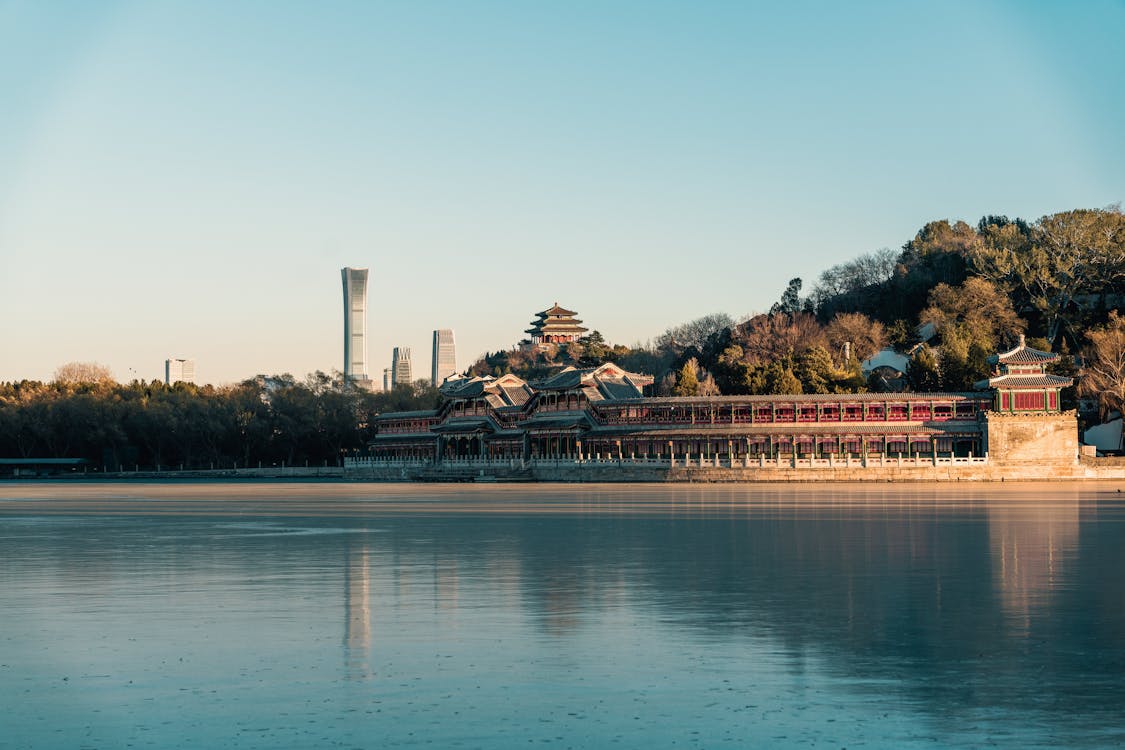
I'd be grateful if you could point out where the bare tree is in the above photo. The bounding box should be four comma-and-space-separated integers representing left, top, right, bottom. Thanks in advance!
811, 248, 897, 305
825, 312, 887, 365
736, 312, 827, 366
53, 362, 115, 384
1081, 310, 1125, 418
655, 313, 734, 354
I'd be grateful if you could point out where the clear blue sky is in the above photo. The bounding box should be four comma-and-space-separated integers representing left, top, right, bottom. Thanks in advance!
2, 0, 1123, 384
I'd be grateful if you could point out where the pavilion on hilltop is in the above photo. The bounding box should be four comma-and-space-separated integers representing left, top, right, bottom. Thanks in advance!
523, 303, 588, 349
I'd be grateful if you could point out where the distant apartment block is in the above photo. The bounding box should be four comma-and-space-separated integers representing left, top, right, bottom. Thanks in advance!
431, 329, 457, 387
165, 358, 196, 385
392, 347, 412, 387
383, 368, 391, 392
341, 267, 370, 384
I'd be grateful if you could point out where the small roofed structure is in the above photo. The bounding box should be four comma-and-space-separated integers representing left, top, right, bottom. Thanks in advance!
523, 302, 588, 348
861, 347, 910, 392
532, 362, 654, 402
439, 373, 535, 408
975, 334, 1072, 413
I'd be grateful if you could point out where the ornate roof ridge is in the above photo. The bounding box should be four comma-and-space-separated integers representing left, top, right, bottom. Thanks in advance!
991, 334, 1059, 365
541, 302, 578, 316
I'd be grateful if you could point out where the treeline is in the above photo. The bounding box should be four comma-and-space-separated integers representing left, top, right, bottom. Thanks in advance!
470, 206, 1124, 411
5, 206, 1125, 468
0, 373, 439, 469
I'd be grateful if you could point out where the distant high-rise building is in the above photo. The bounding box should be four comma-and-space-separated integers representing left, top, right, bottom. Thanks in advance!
392, 347, 412, 387
165, 358, 196, 385
382, 368, 391, 392
341, 267, 370, 383
431, 329, 457, 387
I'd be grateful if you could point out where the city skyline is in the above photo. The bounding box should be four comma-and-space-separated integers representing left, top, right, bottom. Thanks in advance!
2, 2, 1123, 384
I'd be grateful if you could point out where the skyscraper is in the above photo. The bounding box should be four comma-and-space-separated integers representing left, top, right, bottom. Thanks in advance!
392, 347, 412, 387
431, 329, 456, 387
341, 267, 370, 383
382, 368, 391, 392
165, 358, 196, 385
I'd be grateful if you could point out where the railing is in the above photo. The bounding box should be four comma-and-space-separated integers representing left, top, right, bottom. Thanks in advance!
590, 407, 985, 426
345, 454, 990, 471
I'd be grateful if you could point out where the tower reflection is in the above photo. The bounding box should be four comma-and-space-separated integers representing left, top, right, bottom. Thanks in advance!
344, 542, 373, 680
988, 497, 1080, 634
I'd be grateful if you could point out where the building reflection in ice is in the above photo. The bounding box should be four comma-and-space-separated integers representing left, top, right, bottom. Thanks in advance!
988, 496, 1082, 634
344, 542, 373, 680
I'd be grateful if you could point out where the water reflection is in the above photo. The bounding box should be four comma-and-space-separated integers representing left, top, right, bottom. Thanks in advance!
988, 500, 1081, 634
343, 542, 372, 680
1, 485, 1124, 749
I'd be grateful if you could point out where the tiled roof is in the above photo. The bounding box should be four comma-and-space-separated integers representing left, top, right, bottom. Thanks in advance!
501, 385, 532, 406
526, 324, 588, 334
541, 303, 578, 316
520, 413, 593, 431
596, 392, 984, 405
371, 432, 435, 441
590, 422, 981, 437
598, 380, 644, 400
431, 418, 495, 434
976, 374, 1073, 389
373, 409, 438, 422
991, 335, 1059, 365
440, 374, 533, 406
531, 364, 650, 399
534, 367, 584, 390
439, 376, 490, 398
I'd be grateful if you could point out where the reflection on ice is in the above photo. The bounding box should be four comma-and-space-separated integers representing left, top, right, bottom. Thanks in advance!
988, 501, 1082, 633
1, 482, 1124, 749
216, 521, 377, 537
344, 543, 372, 680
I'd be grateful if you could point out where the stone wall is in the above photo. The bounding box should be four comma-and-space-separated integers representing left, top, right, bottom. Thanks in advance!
983, 411, 1079, 465
344, 460, 1125, 483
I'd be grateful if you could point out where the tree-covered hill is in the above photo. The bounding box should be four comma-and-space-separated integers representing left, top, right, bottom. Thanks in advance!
469, 206, 1123, 406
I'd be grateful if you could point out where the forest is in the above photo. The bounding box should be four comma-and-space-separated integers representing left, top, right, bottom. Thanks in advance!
3, 206, 1124, 470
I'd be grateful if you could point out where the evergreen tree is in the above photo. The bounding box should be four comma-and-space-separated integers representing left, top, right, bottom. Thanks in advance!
674, 359, 701, 397
907, 347, 942, 392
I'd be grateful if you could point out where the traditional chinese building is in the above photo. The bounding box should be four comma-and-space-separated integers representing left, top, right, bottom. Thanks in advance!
368, 361, 1007, 462
974, 335, 1077, 463
975, 334, 1072, 412
523, 303, 588, 348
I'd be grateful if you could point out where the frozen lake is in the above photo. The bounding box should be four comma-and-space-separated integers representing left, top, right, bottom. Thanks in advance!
1, 481, 1124, 748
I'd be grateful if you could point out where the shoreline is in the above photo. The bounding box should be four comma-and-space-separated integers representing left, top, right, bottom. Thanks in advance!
1, 479, 1122, 520
6, 461, 1125, 484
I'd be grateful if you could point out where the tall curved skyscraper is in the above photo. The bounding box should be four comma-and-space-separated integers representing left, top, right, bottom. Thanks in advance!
341, 267, 369, 383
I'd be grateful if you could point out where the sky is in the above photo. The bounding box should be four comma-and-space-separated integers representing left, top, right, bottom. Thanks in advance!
1, 0, 1124, 385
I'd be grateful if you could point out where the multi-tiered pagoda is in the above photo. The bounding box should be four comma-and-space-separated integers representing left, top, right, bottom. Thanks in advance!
523, 303, 588, 348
